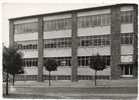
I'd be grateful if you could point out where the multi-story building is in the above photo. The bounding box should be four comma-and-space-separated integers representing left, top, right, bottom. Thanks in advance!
9, 4, 138, 81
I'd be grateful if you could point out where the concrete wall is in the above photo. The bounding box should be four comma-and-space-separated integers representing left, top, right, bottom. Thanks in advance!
78, 26, 110, 36
121, 55, 133, 63
13, 18, 38, 24
120, 6, 133, 11
23, 67, 38, 75
43, 14, 71, 20
121, 45, 133, 55
44, 48, 71, 57
77, 8, 110, 16
20, 50, 38, 58
121, 24, 133, 33
43, 30, 71, 39
78, 46, 110, 56
23, 66, 111, 76
14, 33, 38, 41
78, 67, 110, 75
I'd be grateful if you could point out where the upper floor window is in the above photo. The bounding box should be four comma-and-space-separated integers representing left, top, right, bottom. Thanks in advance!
78, 56, 110, 66
121, 11, 133, 23
78, 14, 111, 28
121, 33, 134, 45
44, 38, 71, 48
44, 57, 71, 66
17, 42, 38, 50
14, 22, 38, 34
79, 35, 110, 47
44, 18, 71, 31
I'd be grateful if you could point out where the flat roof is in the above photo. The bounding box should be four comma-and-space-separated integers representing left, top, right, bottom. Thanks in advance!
9, 3, 137, 21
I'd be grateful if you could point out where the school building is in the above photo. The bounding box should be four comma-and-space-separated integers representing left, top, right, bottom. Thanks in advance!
9, 3, 138, 81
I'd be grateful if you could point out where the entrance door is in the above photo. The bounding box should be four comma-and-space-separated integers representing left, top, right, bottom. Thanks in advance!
121, 64, 133, 77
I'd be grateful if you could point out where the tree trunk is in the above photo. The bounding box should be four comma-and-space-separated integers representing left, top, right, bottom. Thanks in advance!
6, 72, 9, 95
94, 70, 97, 86
12, 74, 15, 86
48, 71, 51, 86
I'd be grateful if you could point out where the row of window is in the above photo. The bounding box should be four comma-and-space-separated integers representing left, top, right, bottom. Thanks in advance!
44, 18, 71, 31
121, 33, 134, 45
23, 56, 110, 67
78, 14, 110, 28
44, 38, 71, 48
17, 33, 134, 49
23, 58, 38, 67
14, 22, 38, 34
78, 56, 110, 66
18, 44, 37, 50
79, 35, 110, 46
14, 11, 133, 34
121, 11, 133, 23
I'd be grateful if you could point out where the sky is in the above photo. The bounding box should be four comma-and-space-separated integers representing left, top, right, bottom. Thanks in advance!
1, 0, 138, 47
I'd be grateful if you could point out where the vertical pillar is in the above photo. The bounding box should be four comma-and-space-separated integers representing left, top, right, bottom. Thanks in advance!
71, 12, 78, 82
110, 6, 121, 79
9, 20, 14, 47
38, 16, 44, 82
133, 5, 138, 78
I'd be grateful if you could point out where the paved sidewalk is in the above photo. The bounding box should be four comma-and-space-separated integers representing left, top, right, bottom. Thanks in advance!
3, 79, 138, 99
11, 79, 137, 88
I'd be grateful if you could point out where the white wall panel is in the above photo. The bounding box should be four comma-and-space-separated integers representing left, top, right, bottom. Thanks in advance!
16, 40, 37, 44
78, 46, 110, 56
121, 55, 133, 63
77, 9, 110, 17
20, 50, 38, 58
14, 18, 38, 24
43, 14, 71, 20
23, 67, 38, 75
78, 67, 110, 75
44, 48, 71, 57
43, 67, 71, 75
121, 24, 133, 33
14, 33, 38, 41
121, 45, 133, 55
78, 26, 110, 36
120, 6, 133, 11
44, 30, 71, 39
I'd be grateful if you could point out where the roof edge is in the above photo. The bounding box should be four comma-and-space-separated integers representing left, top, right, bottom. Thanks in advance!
9, 3, 138, 21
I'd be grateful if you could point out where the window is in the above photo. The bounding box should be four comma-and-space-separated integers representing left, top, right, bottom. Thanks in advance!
44, 18, 71, 31
17, 41, 38, 50
121, 64, 133, 75
79, 37, 92, 47
121, 33, 134, 45
78, 56, 90, 66
78, 14, 111, 28
23, 58, 38, 67
44, 57, 71, 66
44, 38, 71, 48
79, 35, 110, 47
121, 11, 133, 23
14, 22, 38, 34
78, 56, 110, 67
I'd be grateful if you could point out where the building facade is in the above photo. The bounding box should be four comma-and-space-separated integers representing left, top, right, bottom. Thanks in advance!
9, 4, 138, 81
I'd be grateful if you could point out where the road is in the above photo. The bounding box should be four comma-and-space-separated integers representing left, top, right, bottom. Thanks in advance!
3, 86, 137, 99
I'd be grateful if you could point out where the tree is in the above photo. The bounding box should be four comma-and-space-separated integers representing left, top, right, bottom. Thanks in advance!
3, 46, 24, 95
44, 58, 58, 86
89, 54, 107, 86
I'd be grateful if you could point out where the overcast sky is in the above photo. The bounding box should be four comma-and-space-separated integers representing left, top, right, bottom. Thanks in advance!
2, 0, 138, 46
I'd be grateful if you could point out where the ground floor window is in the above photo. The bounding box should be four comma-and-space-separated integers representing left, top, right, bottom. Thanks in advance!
121, 64, 133, 76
